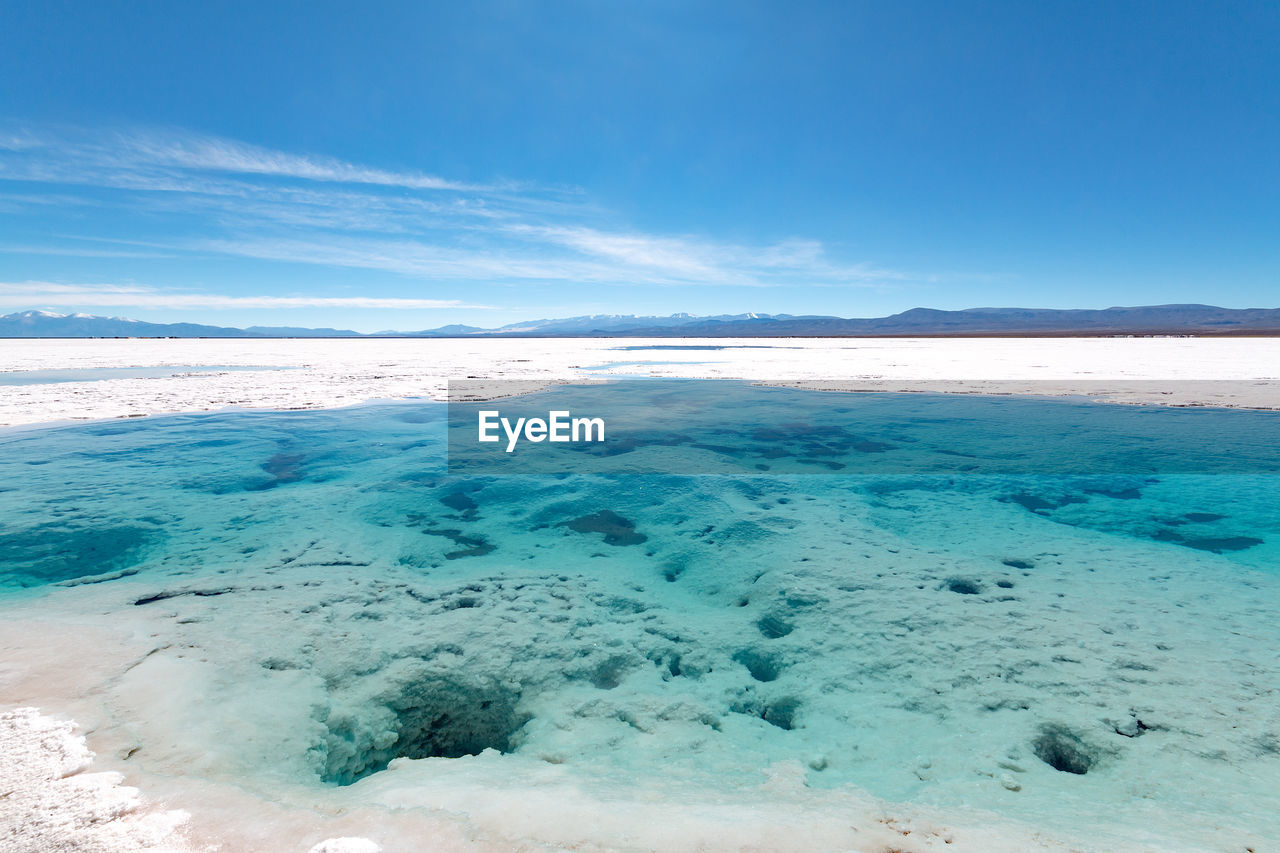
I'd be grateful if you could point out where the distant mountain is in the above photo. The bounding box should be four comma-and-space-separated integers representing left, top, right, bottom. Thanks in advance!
382, 323, 485, 336
0, 311, 358, 338
244, 325, 362, 337
398, 305, 1280, 337
386, 313, 803, 336
485, 312, 800, 335
0, 310, 257, 338
4, 305, 1280, 339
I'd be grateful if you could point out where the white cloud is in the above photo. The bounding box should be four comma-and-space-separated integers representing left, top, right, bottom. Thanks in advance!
2, 126, 486, 193
512, 225, 740, 282
0, 282, 484, 310
116, 132, 486, 192
507, 225, 910, 286
193, 235, 726, 285
0, 123, 921, 291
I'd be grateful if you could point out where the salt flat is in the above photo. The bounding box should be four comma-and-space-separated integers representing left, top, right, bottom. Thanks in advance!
1, 337, 1278, 853
2, 336, 1280, 426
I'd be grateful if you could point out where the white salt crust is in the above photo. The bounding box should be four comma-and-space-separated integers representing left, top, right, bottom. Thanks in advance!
0, 707, 192, 853
2, 336, 1280, 427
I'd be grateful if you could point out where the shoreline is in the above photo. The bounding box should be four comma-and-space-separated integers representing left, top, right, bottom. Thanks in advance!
2, 337, 1280, 428
0, 700, 1093, 853
5, 379, 1280, 442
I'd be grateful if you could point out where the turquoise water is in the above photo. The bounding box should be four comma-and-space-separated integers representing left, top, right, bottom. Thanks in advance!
1, 382, 1278, 849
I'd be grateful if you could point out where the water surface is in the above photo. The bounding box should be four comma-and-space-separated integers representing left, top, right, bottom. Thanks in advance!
0, 382, 1276, 850
0, 365, 292, 385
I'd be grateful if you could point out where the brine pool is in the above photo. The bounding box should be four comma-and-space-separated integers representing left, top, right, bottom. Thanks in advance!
1, 381, 1278, 852
0, 365, 293, 385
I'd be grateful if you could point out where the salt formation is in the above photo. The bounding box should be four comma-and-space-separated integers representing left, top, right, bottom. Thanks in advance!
308, 840, 381, 853
0, 708, 192, 853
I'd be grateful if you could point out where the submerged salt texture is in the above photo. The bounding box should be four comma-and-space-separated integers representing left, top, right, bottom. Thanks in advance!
1, 381, 1278, 851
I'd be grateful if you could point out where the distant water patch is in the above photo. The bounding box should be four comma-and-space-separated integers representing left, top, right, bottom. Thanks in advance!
0, 365, 293, 385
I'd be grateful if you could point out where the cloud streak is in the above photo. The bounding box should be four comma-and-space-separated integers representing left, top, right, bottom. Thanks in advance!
1, 126, 488, 193
119, 133, 490, 192
0, 124, 920, 295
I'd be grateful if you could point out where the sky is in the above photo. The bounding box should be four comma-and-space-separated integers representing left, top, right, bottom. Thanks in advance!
0, 0, 1277, 332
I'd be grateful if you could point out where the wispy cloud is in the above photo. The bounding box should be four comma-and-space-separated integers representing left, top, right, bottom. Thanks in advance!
195, 236, 632, 284
0, 123, 921, 295
0, 281, 484, 310
1, 125, 489, 193
507, 226, 912, 286
193, 233, 893, 288
117, 132, 492, 192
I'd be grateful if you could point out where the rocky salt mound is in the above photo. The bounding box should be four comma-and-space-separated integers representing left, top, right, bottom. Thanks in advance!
0, 708, 388, 852
0, 707, 192, 853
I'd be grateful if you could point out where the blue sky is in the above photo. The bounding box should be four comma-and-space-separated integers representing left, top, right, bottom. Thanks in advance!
1, 0, 1277, 332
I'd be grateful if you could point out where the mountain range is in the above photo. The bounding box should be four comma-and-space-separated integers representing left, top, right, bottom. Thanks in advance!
3, 306, 1280, 338
0, 311, 361, 338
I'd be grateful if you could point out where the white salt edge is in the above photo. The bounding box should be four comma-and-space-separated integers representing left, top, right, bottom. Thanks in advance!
0, 707, 193, 853
308, 838, 382, 853
2, 336, 1280, 427
0, 693, 1123, 852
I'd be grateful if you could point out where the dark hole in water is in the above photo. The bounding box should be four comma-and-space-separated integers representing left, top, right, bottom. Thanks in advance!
763, 697, 800, 730
1183, 512, 1227, 523
945, 577, 983, 595
1151, 529, 1263, 553
247, 452, 308, 490
1179, 535, 1263, 553
558, 510, 647, 546
587, 656, 633, 690
733, 649, 783, 682
756, 613, 794, 639
1032, 724, 1100, 775
733, 697, 801, 730
439, 491, 478, 519
0, 523, 154, 587
420, 527, 495, 559
1005, 493, 1087, 514
321, 676, 528, 786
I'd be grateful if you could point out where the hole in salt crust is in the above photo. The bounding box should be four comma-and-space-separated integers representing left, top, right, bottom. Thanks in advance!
944, 577, 983, 595
321, 675, 529, 785
1032, 724, 1100, 775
